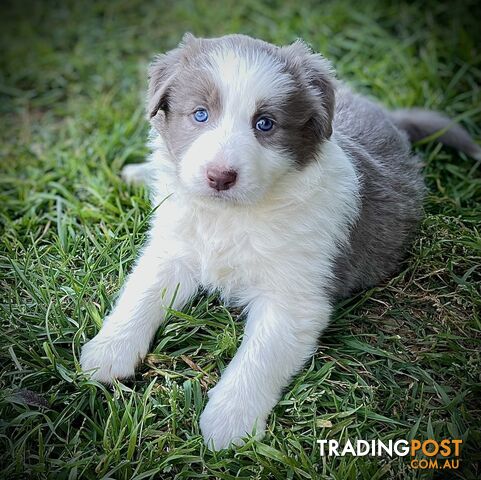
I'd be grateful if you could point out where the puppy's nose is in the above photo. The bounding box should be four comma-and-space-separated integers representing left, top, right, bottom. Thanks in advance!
206, 168, 238, 191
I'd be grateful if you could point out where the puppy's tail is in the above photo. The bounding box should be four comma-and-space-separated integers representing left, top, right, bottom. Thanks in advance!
390, 108, 481, 161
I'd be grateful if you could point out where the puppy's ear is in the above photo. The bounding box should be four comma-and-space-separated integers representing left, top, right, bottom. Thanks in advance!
147, 33, 198, 121
280, 40, 335, 139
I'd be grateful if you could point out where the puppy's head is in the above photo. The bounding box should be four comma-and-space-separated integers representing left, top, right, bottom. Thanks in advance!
148, 33, 335, 204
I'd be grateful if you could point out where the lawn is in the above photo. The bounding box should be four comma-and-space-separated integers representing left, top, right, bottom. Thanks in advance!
1, 0, 480, 478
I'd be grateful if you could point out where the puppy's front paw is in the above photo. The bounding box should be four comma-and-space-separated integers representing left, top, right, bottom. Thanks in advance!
80, 330, 144, 384
199, 386, 267, 450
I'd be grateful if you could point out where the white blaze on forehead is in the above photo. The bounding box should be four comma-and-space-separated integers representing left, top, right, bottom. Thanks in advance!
207, 46, 294, 115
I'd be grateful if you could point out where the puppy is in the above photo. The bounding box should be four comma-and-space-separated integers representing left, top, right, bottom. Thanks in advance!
81, 34, 481, 450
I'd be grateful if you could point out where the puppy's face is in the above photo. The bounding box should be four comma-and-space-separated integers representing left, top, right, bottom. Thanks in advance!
148, 34, 335, 205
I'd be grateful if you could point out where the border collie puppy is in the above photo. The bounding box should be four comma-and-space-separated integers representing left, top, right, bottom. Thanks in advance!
80, 34, 481, 450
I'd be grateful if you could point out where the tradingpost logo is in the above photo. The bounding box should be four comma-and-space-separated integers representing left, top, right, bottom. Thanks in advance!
317, 438, 462, 470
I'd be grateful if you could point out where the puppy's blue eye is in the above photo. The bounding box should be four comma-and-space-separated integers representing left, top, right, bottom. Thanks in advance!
255, 117, 274, 132
193, 108, 209, 123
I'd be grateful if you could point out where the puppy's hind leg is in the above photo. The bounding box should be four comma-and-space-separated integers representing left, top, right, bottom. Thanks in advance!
121, 163, 153, 186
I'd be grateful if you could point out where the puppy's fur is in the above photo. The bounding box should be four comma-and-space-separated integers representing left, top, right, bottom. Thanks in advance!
81, 34, 481, 450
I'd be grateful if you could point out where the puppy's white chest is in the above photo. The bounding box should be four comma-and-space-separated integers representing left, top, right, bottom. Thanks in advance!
181, 203, 320, 301
194, 221, 260, 296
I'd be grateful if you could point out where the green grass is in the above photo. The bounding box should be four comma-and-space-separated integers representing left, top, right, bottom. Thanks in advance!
1, 0, 480, 478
